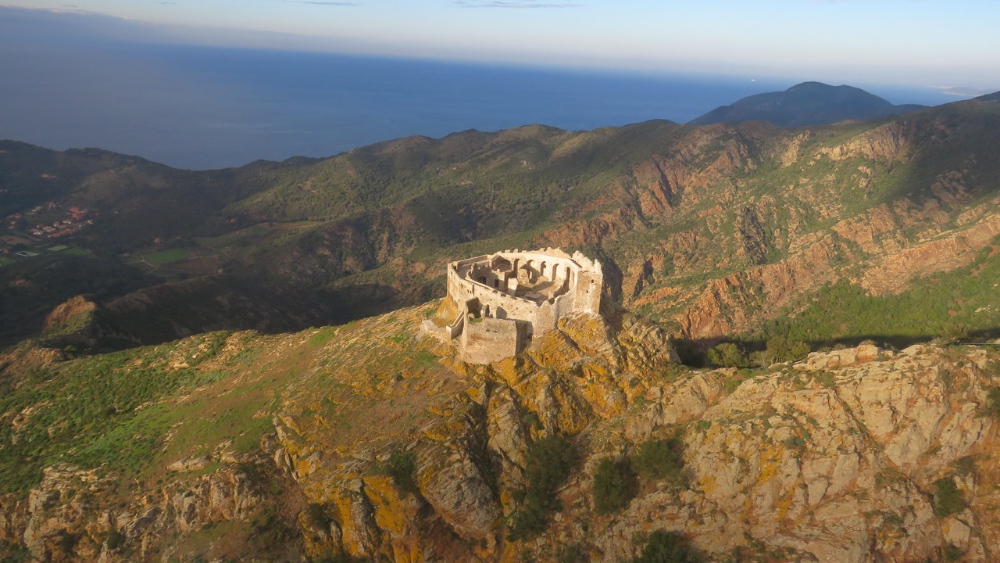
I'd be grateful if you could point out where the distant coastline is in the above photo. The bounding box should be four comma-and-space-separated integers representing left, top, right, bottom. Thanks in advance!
1, 36, 960, 170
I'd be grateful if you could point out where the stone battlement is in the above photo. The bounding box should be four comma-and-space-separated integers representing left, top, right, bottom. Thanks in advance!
423, 248, 604, 364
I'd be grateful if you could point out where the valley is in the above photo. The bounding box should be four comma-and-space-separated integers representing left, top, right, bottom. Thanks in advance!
4, 92, 1000, 352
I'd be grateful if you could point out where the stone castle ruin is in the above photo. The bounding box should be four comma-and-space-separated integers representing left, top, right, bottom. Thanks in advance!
422, 248, 603, 364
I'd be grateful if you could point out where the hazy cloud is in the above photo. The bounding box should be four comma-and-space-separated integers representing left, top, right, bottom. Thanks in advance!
455, 1, 581, 8
283, 1, 359, 5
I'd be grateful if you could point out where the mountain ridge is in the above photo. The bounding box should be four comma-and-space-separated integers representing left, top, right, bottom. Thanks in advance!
4, 94, 1000, 352
690, 81, 927, 127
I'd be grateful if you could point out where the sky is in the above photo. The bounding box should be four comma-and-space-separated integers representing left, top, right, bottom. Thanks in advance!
2, 0, 998, 90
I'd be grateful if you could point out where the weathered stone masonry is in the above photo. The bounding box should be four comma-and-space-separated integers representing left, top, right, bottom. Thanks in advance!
423, 248, 603, 364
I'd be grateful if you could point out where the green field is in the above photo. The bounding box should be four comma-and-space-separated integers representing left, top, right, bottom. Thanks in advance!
142, 248, 192, 266
60, 247, 91, 257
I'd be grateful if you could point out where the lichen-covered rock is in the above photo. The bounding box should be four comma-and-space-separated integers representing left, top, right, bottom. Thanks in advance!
331, 481, 382, 558
416, 442, 499, 542
486, 386, 529, 493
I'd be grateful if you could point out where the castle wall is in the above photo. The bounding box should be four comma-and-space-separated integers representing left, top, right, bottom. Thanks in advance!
575, 268, 602, 314
460, 317, 524, 364
445, 248, 604, 362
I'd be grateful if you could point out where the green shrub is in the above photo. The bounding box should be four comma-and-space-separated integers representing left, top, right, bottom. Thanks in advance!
593, 458, 638, 514
56, 530, 78, 555
558, 543, 589, 563
0, 540, 31, 563
784, 435, 807, 449
508, 435, 578, 540
631, 438, 686, 485
932, 477, 967, 518
985, 387, 1000, 419
104, 529, 125, 550
707, 343, 749, 368
632, 530, 701, 563
953, 455, 976, 477
383, 450, 419, 495
752, 336, 810, 366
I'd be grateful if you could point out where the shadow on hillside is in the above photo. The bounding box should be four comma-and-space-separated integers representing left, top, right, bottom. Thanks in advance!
673, 328, 1000, 368
884, 101, 1000, 206
32, 278, 439, 354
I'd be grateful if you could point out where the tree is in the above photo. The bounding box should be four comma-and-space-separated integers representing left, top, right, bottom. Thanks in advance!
752, 336, 810, 366
707, 343, 749, 368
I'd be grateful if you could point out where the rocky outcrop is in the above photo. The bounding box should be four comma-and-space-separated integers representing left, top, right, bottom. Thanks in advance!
858, 212, 1000, 295
168, 464, 260, 532
677, 232, 841, 339
569, 343, 998, 562
5, 299, 1000, 562
820, 121, 913, 163
417, 442, 499, 542
0, 458, 271, 562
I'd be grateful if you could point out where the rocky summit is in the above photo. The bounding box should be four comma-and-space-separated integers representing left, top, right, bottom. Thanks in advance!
3, 298, 1000, 561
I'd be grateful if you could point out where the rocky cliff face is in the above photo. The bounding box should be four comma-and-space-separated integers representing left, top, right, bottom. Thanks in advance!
3, 302, 1000, 561
1, 457, 278, 562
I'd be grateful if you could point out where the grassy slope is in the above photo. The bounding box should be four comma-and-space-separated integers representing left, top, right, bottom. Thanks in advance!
0, 303, 454, 496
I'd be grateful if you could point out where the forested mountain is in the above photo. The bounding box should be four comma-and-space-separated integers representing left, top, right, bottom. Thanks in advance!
690, 81, 926, 127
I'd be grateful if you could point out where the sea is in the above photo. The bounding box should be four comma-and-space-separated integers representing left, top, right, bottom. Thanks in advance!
0, 23, 961, 170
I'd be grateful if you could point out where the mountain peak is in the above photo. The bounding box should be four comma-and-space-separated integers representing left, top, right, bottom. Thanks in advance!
690, 81, 926, 128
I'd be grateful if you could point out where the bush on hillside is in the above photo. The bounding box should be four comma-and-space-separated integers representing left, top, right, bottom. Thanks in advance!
985, 387, 1000, 419
707, 342, 750, 368
633, 530, 701, 563
382, 450, 419, 495
508, 435, 578, 540
593, 457, 638, 514
631, 437, 686, 486
751, 336, 810, 366
932, 477, 967, 518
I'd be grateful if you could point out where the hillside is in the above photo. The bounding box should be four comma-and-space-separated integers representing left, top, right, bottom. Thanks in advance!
3, 304, 1000, 561
4, 93, 1000, 353
690, 82, 926, 127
